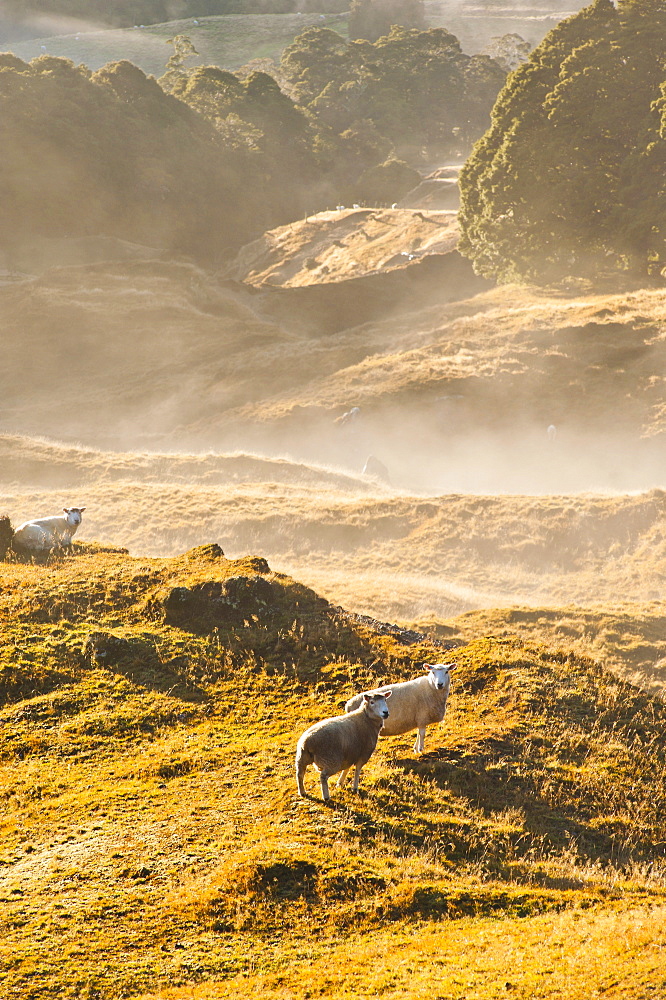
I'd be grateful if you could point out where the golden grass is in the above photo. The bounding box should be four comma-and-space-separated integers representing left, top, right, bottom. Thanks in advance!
3, 449, 666, 631
2, 255, 666, 455
1, 545, 666, 998
225, 209, 460, 287
135, 906, 666, 999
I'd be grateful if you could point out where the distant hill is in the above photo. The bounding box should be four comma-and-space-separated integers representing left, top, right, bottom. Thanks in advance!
2, 3, 587, 76
1, 243, 665, 487
5, 12, 349, 76
3, 433, 666, 655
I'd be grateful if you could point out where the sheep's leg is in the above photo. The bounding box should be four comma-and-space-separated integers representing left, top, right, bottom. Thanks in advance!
336, 768, 350, 788
319, 774, 331, 801
414, 728, 426, 753
295, 749, 310, 797
351, 764, 363, 792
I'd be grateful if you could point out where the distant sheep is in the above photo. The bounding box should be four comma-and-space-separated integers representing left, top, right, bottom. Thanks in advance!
336, 405, 361, 428
296, 690, 391, 801
12, 507, 86, 555
345, 663, 456, 754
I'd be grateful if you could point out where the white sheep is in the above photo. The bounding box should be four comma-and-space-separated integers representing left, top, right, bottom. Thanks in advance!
337, 405, 361, 428
345, 663, 456, 754
296, 690, 391, 801
12, 507, 86, 555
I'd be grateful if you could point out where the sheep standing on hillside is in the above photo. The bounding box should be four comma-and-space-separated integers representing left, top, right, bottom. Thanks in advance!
12, 507, 86, 555
346, 663, 456, 754
296, 690, 391, 801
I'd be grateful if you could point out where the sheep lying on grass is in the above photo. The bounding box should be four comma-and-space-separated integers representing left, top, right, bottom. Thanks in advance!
296, 690, 391, 801
12, 507, 86, 556
346, 663, 456, 754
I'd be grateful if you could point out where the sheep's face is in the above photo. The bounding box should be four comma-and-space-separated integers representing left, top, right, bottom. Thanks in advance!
426, 663, 456, 692
63, 507, 86, 526
363, 691, 391, 720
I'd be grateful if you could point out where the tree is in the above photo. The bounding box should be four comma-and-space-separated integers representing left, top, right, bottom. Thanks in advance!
348, 0, 425, 43
280, 27, 350, 106
0, 55, 266, 262
354, 156, 420, 203
281, 25, 505, 158
481, 33, 531, 73
458, 0, 666, 283
161, 61, 317, 232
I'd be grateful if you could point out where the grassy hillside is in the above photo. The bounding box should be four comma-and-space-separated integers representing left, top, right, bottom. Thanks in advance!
443, 604, 666, 698
1, 543, 665, 998
2, 434, 666, 696
6, 12, 348, 76
223, 208, 461, 288
1, 250, 665, 496
3, 3, 586, 78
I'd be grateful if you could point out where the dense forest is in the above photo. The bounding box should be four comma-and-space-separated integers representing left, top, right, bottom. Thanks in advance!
459, 0, 666, 284
0, 24, 505, 264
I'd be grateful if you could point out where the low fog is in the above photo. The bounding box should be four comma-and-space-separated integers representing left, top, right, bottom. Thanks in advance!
219, 418, 666, 498
0, 0, 661, 626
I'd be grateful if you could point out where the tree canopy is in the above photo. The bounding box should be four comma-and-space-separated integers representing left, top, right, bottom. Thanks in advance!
0, 55, 265, 261
160, 24, 506, 210
458, 0, 666, 283
348, 0, 426, 43
281, 25, 505, 159
0, 19, 507, 266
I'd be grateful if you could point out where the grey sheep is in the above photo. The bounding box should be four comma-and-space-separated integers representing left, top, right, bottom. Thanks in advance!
296, 690, 391, 801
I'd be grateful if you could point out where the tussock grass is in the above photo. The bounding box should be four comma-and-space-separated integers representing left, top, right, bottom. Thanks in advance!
1, 546, 666, 997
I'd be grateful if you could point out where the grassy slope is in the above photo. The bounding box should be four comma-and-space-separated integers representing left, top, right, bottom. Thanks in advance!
6, 13, 349, 76
2, 431, 666, 610
1, 259, 666, 465
224, 209, 461, 287
1, 544, 666, 999
4, 3, 586, 78
2, 433, 666, 706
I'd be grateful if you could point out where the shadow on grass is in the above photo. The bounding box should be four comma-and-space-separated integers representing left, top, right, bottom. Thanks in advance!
84, 632, 209, 703
387, 742, 661, 868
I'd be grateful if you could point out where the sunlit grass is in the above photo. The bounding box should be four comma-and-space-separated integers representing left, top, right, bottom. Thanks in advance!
1, 545, 666, 997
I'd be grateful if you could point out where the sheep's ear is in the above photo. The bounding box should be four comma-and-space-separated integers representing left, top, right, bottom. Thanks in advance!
384, 690, 392, 698
79, 507, 86, 513
362, 693, 372, 703
63, 508, 70, 514
424, 663, 433, 670
446, 663, 458, 672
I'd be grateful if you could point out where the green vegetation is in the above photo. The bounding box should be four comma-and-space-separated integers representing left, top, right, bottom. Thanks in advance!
0, 54, 270, 261
161, 24, 505, 213
2, 0, 330, 31
348, 0, 425, 42
1, 543, 666, 997
0, 19, 506, 264
459, 0, 666, 283
280, 25, 505, 157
